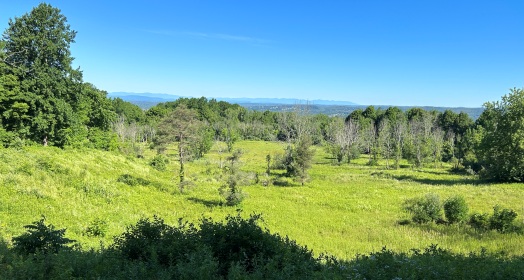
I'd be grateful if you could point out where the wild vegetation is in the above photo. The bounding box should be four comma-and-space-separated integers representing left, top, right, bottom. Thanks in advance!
1, 3, 524, 279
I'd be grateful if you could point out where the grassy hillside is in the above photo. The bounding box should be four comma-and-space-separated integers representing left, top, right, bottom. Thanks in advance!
0, 141, 523, 259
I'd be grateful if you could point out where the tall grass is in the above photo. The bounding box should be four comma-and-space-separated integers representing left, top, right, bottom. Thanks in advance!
0, 141, 523, 259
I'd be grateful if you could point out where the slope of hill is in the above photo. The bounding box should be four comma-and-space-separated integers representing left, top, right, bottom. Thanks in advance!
1, 141, 522, 258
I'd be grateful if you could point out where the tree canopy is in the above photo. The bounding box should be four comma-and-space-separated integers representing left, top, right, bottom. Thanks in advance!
0, 3, 115, 147
477, 88, 524, 181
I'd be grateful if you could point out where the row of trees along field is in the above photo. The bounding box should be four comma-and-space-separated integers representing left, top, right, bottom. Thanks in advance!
2, 3, 524, 182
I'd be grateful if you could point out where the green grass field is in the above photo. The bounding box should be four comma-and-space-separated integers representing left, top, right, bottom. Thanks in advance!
1, 140, 523, 260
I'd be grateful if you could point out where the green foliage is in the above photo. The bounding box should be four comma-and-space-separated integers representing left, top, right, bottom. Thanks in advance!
87, 127, 118, 151
154, 105, 204, 182
477, 88, 524, 181
443, 196, 469, 224
219, 149, 247, 206
190, 126, 214, 159
403, 193, 443, 224
0, 4, 116, 147
111, 97, 146, 123
0, 127, 17, 147
283, 137, 314, 185
469, 213, 491, 231
12, 217, 75, 255
197, 213, 319, 277
219, 174, 247, 206
489, 206, 519, 233
468, 206, 521, 233
346, 245, 524, 280
84, 218, 108, 237
110, 213, 322, 278
149, 154, 169, 171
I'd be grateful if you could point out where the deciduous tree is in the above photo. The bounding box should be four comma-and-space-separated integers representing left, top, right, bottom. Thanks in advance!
155, 105, 203, 184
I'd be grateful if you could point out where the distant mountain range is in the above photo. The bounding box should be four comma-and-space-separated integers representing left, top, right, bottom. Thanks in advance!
108, 92, 358, 106
107, 92, 484, 119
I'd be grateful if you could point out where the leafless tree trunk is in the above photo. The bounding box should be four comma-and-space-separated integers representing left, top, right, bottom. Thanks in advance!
379, 118, 392, 169
392, 118, 406, 169
342, 119, 360, 163
431, 126, 445, 168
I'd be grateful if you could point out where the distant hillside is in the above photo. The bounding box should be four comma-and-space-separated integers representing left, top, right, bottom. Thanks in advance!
108, 92, 483, 119
107, 92, 358, 108
241, 104, 484, 120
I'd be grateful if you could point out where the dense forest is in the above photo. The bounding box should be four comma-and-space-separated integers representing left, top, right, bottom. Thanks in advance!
1, 3, 524, 279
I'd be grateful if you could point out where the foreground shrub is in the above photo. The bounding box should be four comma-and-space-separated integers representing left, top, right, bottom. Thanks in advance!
112, 216, 198, 266
111, 213, 322, 278
444, 196, 469, 224
13, 217, 75, 255
347, 245, 524, 280
3, 215, 524, 279
403, 193, 443, 223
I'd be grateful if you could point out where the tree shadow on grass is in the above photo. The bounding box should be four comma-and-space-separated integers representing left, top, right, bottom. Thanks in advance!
187, 197, 222, 208
271, 176, 303, 187
391, 174, 484, 186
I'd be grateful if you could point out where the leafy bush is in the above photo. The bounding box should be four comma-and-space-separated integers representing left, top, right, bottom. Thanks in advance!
443, 196, 469, 224
12, 217, 75, 255
112, 216, 198, 266
469, 213, 491, 231
346, 245, 524, 280
111, 213, 322, 278
149, 154, 169, 171
403, 194, 443, 224
489, 206, 519, 233
0, 127, 17, 148
469, 206, 520, 233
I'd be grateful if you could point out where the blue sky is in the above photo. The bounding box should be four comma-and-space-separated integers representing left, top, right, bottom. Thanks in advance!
2, 1, 524, 107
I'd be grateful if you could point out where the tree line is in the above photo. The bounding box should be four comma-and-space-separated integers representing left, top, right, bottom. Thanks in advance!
2, 3, 524, 182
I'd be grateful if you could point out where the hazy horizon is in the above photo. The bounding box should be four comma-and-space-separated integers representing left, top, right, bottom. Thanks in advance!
2, 1, 523, 107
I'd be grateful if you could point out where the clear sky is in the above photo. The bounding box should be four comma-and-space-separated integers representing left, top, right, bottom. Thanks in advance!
2, 1, 524, 107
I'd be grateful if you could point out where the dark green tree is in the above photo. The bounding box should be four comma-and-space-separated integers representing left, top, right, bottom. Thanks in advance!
1, 3, 115, 146
2, 3, 81, 144
477, 88, 524, 181
13, 217, 74, 255
111, 97, 146, 123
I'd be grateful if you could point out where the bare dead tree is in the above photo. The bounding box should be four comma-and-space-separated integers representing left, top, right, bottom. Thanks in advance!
379, 118, 393, 169
430, 126, 445, 168
391, 117, 406, 169
342, 119, 360, 163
